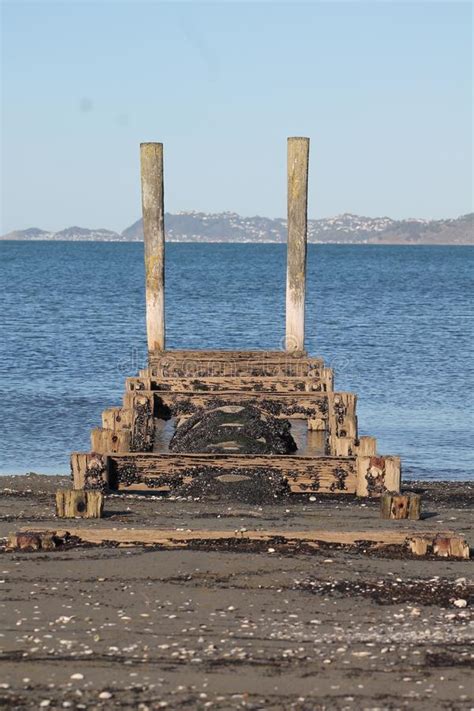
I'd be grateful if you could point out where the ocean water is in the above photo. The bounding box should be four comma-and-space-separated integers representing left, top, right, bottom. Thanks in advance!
0, 241, 472, 480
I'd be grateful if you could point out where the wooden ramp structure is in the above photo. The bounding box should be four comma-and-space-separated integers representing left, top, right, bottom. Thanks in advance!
71, 138, 401, 498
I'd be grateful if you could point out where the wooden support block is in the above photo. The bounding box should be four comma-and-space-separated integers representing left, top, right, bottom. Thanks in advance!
7, 531, 58, 551
101, 407, 132, 431
55, 490, 104, 518
308, 417, 325, 431
356, 455, 401, 497
381, 493, 421, 520
321, 366, 334, 392
70, 452, 110, 490
91, 427, 131, 454
408, 534, 470, 559
357, 436, 377, 456
433, 534, 470, 559
327, 392, 357, 439
328, 436, 357, 457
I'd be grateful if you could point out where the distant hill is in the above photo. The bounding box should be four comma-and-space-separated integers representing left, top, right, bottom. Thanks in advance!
2, 212, 473, 245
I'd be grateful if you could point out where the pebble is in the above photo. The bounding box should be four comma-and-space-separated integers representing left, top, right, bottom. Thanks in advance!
99, 691, 113, 699
70, 673, 84, 680
453, 599, 467, 608
267, 547, 275, 553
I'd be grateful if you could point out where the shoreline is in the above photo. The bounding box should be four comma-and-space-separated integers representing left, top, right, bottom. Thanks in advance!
1, 476, 472, 709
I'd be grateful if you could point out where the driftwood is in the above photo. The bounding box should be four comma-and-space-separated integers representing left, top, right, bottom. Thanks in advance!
380, 493, 421, 520
55, 490, 104, 518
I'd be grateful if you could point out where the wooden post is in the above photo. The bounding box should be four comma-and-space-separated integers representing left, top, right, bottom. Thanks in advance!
380, 493, 421, 520
140, 142, 165, 353
56, 490, 104, 519
286, 137, 309, 352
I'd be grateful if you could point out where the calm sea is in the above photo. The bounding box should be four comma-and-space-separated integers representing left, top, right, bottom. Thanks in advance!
0, 241, 472, 480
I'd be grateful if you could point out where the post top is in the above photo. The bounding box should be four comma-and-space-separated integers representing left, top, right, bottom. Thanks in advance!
288, 136, 310, 142
140, 142, 163, 148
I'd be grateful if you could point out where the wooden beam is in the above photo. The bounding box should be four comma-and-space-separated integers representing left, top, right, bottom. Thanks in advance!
107, 452, 357, 494
140, 142, 165, 353
147, 355, 323, 378
126, 374, 332, 394
9, 527, 469, 558
124, 389, 334, 421
148, 350, 309, 361
286, 137, 310, 352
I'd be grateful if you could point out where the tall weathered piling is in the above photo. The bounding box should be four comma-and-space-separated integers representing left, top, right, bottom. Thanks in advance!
140, 142, 165, 352
286, 137, 310, 352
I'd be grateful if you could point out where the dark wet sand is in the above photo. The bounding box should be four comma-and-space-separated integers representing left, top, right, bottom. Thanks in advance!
0, 475, 472, 710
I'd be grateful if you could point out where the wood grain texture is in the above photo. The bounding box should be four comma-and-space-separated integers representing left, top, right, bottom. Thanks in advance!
286, 137, 310, 352
107, 452, 357, 494
10, 526, 467, 557
140, 142, 165, 352
55, 490, 104, 518
124, 389, 337, 421
126, 375, 331, 393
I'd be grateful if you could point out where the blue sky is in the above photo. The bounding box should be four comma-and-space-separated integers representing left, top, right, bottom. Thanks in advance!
1, 1, 472, 233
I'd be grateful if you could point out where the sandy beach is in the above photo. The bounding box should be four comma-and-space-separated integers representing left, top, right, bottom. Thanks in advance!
0, 475, 472, 710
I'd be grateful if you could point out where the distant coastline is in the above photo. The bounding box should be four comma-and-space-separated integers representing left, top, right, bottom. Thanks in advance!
2, 211, 472, 245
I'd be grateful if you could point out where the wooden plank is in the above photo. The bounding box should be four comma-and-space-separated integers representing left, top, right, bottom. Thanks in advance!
108, 452, 357, 494
146, 357, 323, 378
11, 526, 467, 556
140, 142, 165, 352
148, 349, 311, 361
286, 136, 309, 352
126, 375, 331, 394
124, 389, 335, 421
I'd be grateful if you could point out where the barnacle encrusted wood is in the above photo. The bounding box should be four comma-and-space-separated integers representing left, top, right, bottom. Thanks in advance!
169, 404, 297, 455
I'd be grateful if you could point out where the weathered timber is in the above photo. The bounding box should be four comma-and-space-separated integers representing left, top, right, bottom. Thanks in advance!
71, 452, 110, 490
106, 452, 356, 494
146, 356, 323, 379
141, 142, 165, 352
408, 534, 470, 559
327, 392, 357, 439
126, 374, 332, 393
328, 436, 357, 457
91, 427, 130, 454
148, 349, 310, 361
101, 407, 133, 431
7, 531, 59, 551
129, 393, 154, 452
55, 490, 104, 518
286, 137, 309, 352
380, 493, 421, 520
356, 436, 377, 456
356, 455, 401, 497
124, 389, 343, 422
432, 534, 470, 559
9, 527, 468, 558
